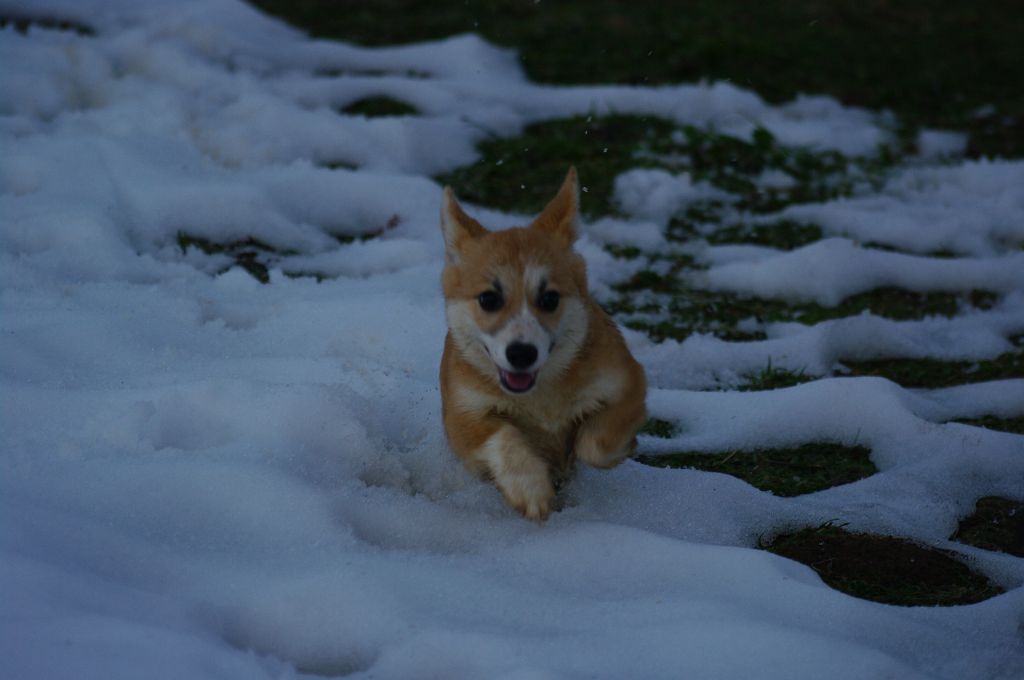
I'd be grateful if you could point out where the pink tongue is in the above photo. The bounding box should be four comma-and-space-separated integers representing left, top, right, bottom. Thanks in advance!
502, 370, 534, 390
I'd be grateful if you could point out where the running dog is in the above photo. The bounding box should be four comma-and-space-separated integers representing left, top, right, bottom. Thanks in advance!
439, 168, 647, 521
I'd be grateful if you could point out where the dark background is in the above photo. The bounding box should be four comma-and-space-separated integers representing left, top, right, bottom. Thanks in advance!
252, 0, 1024, 157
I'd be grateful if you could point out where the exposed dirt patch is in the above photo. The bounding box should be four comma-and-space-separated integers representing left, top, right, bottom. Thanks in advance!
952, 497, 1024, 557
841, 350, 1024, 388
951, 415, 1024, 435
341, 96, 419, 117
763, 524, 1003, 606
639, 418, 678, 439
637, 444, 875, 497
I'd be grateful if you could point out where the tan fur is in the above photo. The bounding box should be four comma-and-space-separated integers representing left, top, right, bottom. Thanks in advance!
439, 168, 647, 521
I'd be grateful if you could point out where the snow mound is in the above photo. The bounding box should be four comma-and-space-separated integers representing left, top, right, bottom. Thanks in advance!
2, 2, 1023, 679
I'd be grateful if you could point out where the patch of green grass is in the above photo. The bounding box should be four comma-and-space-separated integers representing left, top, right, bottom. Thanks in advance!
621, 318, 765, 344
953, 415, 1024, 435
738, 363, 812, 391
436, 116, 889, 222
636, 443, 875, 497
674, 201, 729, 227
696, 220, 825, 250
639, 418, 677, 439
332, 216, 400, 245
341, 96, 418, 117
609, 285, 999, 344
178, 215, 399, 283
763, 523, 1003, 606
951, 497, 1024, 558
602, 244, 647, 260
676, 127, 860, 213
613, 269, 681, 295
841, 350, 1024, 388
816, 288, 1000, 321
0, 13, 94, 35
437, 115, 680, 217
610, 283, 772, 342
176, 233, 277, 257
177, 233, 287, 284
178, 197, 402, 284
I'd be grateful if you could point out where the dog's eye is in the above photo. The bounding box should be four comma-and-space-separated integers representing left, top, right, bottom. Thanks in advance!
538, 290, 560, 312
478, 290, 503, 312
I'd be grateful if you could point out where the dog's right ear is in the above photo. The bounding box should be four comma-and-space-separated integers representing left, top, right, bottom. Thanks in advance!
441, 187, 488, 264
530, 166, 578, 249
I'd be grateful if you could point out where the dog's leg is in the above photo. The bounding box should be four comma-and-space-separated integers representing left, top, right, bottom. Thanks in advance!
574, 391, 646, 470
478, 424, 556, 522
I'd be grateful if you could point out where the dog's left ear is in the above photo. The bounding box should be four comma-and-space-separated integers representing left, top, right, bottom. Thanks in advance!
441, 187, 488, 264
531, 166, 579, 247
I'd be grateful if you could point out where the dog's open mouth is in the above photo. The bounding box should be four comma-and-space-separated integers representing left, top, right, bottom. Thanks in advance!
499, 368, 537, 393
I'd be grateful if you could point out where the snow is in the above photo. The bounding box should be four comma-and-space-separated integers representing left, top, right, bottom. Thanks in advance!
917, 129, 968, 158
614, 168, 734, 225
637, 298, 1024, 390
752, 168, 799, 190
700, 238, 1024, 305
1, 1, 1023, 679
761, 159, 1024, 256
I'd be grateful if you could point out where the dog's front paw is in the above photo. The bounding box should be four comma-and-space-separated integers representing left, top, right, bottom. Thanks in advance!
575, 429, 635, 470
478, 425, 557, 522
496, 464, 555, 522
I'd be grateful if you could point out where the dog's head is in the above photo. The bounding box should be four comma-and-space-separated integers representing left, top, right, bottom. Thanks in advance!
440, 168, 590, 395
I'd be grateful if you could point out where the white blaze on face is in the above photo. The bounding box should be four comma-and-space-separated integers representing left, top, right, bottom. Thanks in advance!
523, 263, 548, 299
447, 262, 588, 391
481, 263, 552, 374
482, 305, 551, 373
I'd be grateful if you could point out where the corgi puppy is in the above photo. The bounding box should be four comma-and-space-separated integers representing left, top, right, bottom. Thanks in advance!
439, 168, 647, 521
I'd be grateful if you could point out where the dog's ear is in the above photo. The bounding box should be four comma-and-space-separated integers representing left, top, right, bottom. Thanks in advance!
441, 187, 487, 264
531, 166, 578, 247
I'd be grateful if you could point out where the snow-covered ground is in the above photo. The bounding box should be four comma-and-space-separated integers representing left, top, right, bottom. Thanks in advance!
2, 1, 1023, 678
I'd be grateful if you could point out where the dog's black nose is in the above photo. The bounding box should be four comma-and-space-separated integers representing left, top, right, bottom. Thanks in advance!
506, 342, 538, 370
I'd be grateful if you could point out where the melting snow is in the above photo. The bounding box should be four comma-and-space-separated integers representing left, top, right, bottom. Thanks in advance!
1, 1, 1023, 679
